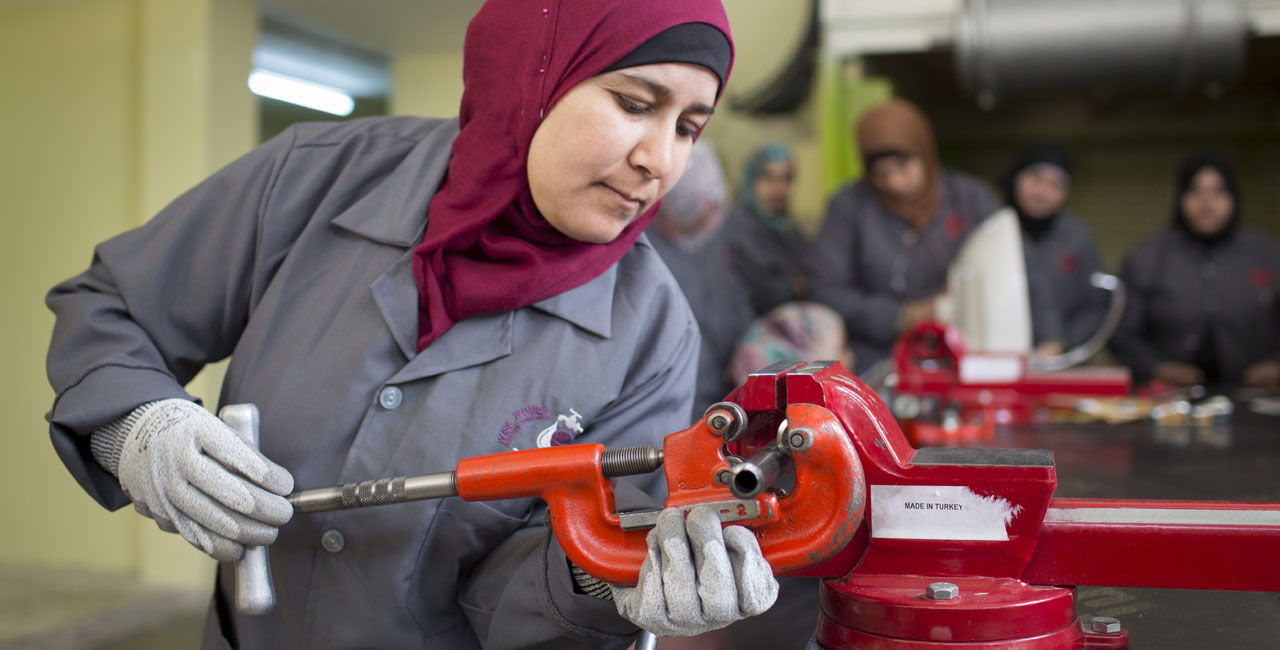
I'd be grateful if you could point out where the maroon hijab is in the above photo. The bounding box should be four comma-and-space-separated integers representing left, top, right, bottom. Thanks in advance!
411, 0, 734, 351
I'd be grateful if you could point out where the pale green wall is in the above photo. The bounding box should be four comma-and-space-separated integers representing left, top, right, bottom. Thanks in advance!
703, 0, 827, 233
1, 0, 142, 577
391, 51, 464, 120
1, 0, 257, 588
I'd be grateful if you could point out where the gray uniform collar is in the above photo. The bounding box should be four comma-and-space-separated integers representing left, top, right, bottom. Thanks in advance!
330, 117, 616, 361
331, 118, 459, 248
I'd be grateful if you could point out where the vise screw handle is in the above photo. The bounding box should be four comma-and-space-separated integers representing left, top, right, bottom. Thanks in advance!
218, 404, 277, 616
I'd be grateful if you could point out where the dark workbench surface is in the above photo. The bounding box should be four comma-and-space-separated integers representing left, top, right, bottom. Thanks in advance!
974, 404, 1280, 650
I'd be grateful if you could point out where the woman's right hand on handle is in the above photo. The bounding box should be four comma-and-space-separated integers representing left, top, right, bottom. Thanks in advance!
98, 399, 295, 561
609, 506, 779, 637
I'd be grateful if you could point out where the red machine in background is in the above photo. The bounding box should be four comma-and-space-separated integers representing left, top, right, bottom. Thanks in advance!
888, 322, 1131, 445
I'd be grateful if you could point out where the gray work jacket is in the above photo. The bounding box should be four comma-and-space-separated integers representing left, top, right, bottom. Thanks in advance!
1109, 226, 1280, 385
806, 172, 1003, 372
1021, 212, 1109, 349
724, 205, 808, 315
45, 116, 698, 650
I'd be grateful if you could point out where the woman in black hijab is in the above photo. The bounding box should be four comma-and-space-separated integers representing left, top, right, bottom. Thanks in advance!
1004, 141, 1108, 353
1110, 151, 1280, 389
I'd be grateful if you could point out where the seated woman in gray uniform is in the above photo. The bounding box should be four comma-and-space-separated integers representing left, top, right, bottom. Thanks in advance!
806, 99, 1002, 373
646, 140, 755, 421
43, 1, 782, 648
726, 143, 809, 314
1003, 141, 1109, 356
1110, 151, 1280, 389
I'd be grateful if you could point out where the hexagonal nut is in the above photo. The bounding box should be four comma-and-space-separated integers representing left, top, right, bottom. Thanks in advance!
925, 582, 959, 600
1089, 616, 1121, 634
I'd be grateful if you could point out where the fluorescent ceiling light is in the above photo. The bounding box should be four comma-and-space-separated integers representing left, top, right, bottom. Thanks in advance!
248, 69, 355, 116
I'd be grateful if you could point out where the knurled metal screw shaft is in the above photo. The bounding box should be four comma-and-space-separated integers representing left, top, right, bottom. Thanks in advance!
925, 582, 959, 600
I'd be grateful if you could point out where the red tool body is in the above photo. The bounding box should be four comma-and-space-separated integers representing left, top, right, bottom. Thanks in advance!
893, 322, 1130, 444
453, 400, 866, 586
728, 361, 1280, 649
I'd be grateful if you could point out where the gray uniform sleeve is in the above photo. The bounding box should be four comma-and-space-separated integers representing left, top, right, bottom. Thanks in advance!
459, 311, 700, 650
45, 127, 302, 509
807, 188, 902, 346
1063, 235, 1109, 348
1109, 248, 1165, 382
1026, 263, 1065, 346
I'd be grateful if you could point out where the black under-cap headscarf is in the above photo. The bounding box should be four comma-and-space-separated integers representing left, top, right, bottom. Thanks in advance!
1003, 141, 1073, 240
1172, 150, 1240, 248
604, 22, 733, 98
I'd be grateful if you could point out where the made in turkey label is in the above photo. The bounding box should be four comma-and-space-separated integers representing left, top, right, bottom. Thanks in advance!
870, 485, 1022, 541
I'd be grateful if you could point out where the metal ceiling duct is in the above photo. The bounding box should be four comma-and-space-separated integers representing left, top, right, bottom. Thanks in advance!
955, 0, 1248, 108
727, 0, 819, 114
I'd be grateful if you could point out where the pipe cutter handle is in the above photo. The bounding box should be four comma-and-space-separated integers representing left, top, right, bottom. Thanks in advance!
218, 404, 277, 616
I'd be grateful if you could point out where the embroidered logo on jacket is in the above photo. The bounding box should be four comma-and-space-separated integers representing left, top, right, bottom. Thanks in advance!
944, 211, 968, 242
498, 405, 584, 450
536, 409, 584, 448
1058, 252, 1078, 275
1250, 267, 1273, 289
498, 405, 551, 448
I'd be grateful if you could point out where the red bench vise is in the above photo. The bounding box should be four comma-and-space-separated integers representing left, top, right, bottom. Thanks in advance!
731, 360, 1280, 649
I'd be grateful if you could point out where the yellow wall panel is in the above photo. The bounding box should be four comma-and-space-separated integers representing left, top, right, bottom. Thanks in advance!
0, 0, 256, 589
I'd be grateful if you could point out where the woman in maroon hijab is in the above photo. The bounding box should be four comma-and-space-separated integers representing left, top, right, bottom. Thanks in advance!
44, 1, 776, 648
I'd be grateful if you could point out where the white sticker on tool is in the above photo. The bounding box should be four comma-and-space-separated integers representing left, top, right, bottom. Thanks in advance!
870, 485, 1022, 541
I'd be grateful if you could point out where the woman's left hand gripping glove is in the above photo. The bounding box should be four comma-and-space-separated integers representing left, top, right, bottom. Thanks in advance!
91, 398, 295, 562
610, 506, 780, 637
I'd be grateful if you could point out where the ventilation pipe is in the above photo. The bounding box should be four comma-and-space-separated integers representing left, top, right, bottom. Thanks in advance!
956, 0, 1248, 108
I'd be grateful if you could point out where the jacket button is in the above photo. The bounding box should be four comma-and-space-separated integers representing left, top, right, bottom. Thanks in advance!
378, 386, 403, 410
321, 529, 346, 553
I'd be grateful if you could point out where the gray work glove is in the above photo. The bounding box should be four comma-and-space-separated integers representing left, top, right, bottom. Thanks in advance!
91, 399, 294, 562
610, 506, 779, 637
